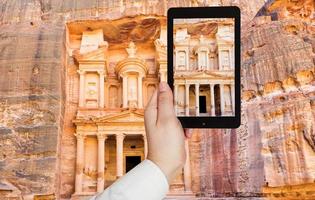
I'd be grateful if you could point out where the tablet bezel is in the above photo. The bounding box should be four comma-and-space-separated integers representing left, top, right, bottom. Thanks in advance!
167, 6, 241, 128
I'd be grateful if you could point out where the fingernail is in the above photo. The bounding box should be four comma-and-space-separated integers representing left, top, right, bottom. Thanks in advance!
159, 82, 168, 92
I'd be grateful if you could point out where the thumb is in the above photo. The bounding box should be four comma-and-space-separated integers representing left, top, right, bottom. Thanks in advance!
144, 89, 158, 130
157, 82, 176, 124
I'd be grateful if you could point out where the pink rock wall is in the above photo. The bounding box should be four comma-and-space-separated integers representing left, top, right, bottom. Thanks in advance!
2, 0, 314, 199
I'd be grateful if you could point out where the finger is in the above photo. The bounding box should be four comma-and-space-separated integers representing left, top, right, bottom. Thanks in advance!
157, 82, 175, 124
144, 89, 158, 130
184, 128, 192, 138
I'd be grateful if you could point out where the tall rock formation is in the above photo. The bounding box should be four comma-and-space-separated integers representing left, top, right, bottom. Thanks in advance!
239, 0, 315, 198
1, 0, 314, 200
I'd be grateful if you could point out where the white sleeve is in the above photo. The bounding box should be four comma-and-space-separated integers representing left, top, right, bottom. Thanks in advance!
89, 159, 169, 200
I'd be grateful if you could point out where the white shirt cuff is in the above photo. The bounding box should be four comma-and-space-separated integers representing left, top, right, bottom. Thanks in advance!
91, 159, 169, 200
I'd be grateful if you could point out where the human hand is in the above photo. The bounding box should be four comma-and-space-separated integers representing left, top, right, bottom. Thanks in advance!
144, 82, 187, 184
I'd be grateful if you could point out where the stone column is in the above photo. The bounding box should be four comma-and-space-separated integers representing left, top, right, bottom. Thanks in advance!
230, 48, 233, 69
197, 52, 200, 70
97, 134, 107, 193
218, 50, 222, 71
220, 84, 225, 115
142, 134, 148, 158
98, 71, 105, 108
195, 83, 200, 116
116, 133, 125, 178
186, 50, 189, 71
78, 70, 86, 107
174, 84, 178, 115
122, 76, 128, 108
159, 62, 167, 82
137, 75, 143, 108
210, 84, 215, 116
185, 84, 190, 116
206, 52, 210, 71
159, 70, 167, 82
231, 84, 235, 115
175, 50, 179, 70
75, 133, 85, 194
119, 0, 124, 13
184, 139, 192, 192
209, 56, 214, 70
160, 72, 166, 82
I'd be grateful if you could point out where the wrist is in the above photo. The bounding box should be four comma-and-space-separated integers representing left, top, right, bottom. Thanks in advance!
147, 157, 185, 185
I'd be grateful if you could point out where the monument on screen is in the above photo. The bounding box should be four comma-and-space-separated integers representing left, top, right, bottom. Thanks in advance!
173, 18, 235, 117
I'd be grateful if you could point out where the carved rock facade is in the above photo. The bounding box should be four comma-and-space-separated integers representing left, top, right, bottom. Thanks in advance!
0, 0, 314, 200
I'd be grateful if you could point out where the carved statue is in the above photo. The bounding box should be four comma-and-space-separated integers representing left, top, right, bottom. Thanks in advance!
199, 51, 207, 69
126, 41, 137, 58
209, 40, 217, 53
178, 51, 186, 67
222, 50, 230, 68
128, 85, 137, 100
154, 39, 166, 60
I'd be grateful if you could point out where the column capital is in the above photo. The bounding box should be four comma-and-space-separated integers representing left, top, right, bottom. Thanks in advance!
138, 73, 145, 79
121, 72, 128, 79
116, 133, 126, 140
97, 70, 105, 76
97, 134, 108, 141
77, 69, 86, 75
74, 132, 86, 140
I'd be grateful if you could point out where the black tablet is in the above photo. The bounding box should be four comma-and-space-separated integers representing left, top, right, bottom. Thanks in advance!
167, 7, 241, 128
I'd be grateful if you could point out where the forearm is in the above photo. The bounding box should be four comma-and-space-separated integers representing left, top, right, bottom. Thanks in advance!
89, 159, 169, 200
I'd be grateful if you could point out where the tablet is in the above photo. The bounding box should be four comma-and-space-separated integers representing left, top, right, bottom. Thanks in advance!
167, 7, 241, 128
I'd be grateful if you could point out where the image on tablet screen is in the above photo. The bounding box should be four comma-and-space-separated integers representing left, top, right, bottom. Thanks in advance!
173, 18, 235, 117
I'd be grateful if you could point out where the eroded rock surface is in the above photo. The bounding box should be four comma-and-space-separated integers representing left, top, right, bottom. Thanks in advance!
0, 0, 314, 200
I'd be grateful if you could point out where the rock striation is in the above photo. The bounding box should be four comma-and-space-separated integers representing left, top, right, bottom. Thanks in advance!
0, 0, 314, 200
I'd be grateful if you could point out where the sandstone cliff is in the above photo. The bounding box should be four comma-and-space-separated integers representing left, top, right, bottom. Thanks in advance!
1, 0, 314, 200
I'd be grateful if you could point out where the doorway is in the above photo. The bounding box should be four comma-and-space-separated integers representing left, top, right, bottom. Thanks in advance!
214, 85, 221, 115
125, 156, 141, 173
199, 96, 207, 113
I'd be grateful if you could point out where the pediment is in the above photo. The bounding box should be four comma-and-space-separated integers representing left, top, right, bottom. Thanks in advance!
74, 46, 106, 62
176, 71, 233, 79
96, 110, 144, 123
191, 71, 225, 78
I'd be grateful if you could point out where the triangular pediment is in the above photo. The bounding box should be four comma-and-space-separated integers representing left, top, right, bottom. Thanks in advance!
74, 46, 106, 62
190, 71, 226, 78
96, 110, 144, 123
176, 71, 233, 79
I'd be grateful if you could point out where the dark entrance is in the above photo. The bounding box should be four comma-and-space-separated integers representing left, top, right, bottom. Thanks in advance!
214, 85, 221, 115
199, 96, 207, 113
125, 156, 141, 173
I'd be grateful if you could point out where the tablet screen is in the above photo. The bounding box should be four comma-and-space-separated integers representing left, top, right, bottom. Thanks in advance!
173, 18, 235, 117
